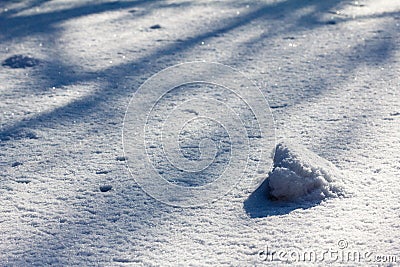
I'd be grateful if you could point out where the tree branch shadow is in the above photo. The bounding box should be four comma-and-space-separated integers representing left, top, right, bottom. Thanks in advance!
0, 0, 357, 140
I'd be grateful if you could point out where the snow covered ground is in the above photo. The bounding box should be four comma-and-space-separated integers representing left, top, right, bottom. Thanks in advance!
1, 0, 399, 265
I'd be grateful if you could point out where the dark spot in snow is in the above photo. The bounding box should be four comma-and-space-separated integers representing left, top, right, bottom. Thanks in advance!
24, 131, 38, 139
270, 104, 288, 109
183, 109, 199, 115
100, 185, 113, 192
150, 24, 162, 29
283, 36, 296, 40
128, 9, 137, 13
2, 55, 40, 68
16, 179, 31, 184
116, 156, 127, 161
326, 20, 337, 25
96, 170, 111, 174
77, 251, 94, 257
390, 112, 400, 116
12, 162, 23, 167
0, 128, 38, 141
325, 118, 340, 122
113, 258, 134, 263
59, 218, 67, 223
107, 217, 118, 223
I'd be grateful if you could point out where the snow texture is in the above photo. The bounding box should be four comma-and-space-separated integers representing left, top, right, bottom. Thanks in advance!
267, 141, 346, 202
0, 0, 399, 266
2, 54, 40, 68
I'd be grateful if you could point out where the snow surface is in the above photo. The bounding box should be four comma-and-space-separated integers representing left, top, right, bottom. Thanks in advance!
1, 0, 400, 266
267, 141, 346, 201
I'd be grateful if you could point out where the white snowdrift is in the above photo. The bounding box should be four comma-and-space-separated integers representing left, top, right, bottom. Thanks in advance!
267, 141, 346, 202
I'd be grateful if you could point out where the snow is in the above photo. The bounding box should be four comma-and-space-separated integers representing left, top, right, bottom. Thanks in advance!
267, 141, 346, 202
122, 61, 275, 207
2, 54, 40, 68
1, 0, 400, 266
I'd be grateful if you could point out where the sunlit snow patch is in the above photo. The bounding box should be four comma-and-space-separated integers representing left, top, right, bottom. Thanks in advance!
267, 141, 346, 202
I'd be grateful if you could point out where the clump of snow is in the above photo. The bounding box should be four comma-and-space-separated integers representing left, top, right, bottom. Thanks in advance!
267, 141, 346, 202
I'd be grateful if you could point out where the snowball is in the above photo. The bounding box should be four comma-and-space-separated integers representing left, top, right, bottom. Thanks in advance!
267, 141, 346, 202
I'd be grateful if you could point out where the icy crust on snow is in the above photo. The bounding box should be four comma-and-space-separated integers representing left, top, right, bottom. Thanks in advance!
267, 141, 346, 202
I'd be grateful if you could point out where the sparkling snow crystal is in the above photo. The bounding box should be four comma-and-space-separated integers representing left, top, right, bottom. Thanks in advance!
267, 141, 346, 202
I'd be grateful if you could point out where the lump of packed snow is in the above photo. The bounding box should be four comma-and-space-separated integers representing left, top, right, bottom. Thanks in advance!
267, 141, 346, 202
